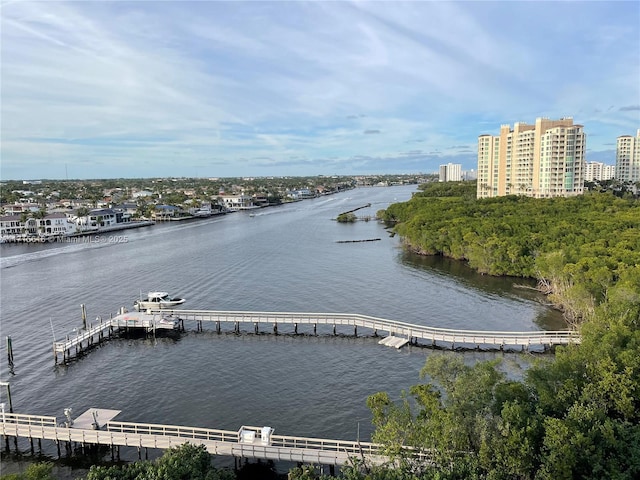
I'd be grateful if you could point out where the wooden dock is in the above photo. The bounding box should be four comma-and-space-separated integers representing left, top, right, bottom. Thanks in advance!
1, 410, 412, 467
53, 311, 180, 363
152, 308, 579, 349
53, 307, 580, 363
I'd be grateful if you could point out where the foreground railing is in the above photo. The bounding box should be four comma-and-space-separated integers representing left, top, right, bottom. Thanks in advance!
2, 412, 424, 465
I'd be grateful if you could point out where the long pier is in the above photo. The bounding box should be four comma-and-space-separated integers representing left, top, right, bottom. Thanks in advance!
0, 410, 406, 467
52, 308, 579, 363
153, 308, 579, 349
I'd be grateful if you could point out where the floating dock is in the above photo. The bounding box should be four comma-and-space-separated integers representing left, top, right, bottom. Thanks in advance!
378, 335, 410, 349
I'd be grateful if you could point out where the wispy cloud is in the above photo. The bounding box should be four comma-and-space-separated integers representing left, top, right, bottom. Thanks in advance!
1, 0, 638, 179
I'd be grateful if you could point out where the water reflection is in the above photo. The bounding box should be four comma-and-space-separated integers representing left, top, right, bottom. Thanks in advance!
398, 250, 567, 331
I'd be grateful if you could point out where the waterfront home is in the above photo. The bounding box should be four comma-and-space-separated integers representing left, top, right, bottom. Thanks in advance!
252, 194, 269, 207
220, 193, 257, 211
113, 203, 138, 217
0, 213, 77, 239
89, 208, 118, 228
71, 208, 119, 232
39, 213, 78, 236
286, 188, 315, 200
0, 215, 24, 237
152, 204, 182, 220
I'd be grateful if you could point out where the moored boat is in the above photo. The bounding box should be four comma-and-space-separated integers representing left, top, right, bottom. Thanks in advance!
134, 291, 186, 311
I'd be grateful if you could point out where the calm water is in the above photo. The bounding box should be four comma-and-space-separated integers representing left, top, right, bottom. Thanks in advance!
0, 185, 563, 475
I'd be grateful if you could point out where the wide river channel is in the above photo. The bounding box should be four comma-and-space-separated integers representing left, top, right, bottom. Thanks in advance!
0, 184, 565, 475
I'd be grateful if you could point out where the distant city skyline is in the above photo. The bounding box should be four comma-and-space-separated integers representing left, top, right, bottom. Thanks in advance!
1, 0, 639, 180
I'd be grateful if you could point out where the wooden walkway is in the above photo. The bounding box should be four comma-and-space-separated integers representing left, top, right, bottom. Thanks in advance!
52, 308, 579, 363
1, 411, 407, 466
154, 308, 579, 349
53, 312, 179, 363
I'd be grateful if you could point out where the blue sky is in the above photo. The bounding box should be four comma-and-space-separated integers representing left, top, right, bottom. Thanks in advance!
1, 0, 639, 180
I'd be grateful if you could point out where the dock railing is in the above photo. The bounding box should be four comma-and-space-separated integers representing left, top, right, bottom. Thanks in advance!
52, 308, 579, 364
156, 309, 580, 347
2, 412, 429, 465
0, 412, 57, 428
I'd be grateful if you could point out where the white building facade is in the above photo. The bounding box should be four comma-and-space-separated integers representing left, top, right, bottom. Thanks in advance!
477, 117, 585, 198
584, 162, 616, 182
616, 129, 640, 183
438, 163, 462, 182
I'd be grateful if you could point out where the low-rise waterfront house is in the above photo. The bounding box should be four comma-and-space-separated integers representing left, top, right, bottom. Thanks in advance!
287, 188, 315, 200
152, 205, 181, 220
89, 208, 118, 228
252, 194, 269, 207
0, 215, 24, 236
38, 213, 77, 236
1, 213, 78, 239
220, 194, 256, 211
114, 203, 138, 217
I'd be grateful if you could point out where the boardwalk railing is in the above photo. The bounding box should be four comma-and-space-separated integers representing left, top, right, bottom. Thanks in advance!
1, 412, 404, 466
52, 308, 579, 363
53, 314, 176, 362
155, 309, 580, 348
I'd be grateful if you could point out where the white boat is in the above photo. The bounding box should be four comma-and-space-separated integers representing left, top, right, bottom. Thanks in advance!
134, 291, 186, 311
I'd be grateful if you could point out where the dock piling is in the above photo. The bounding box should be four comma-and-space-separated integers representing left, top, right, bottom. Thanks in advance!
6, 336, 14, 372
81, 304, 87, 330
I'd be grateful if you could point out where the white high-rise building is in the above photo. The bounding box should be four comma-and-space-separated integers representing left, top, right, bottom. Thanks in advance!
616, 129, 640, 183
477, 117, 585, 198
584, 162, 615, 182
438, 163, 462, 182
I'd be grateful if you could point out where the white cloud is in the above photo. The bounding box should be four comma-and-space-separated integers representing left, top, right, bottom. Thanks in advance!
1, 0, 638, 179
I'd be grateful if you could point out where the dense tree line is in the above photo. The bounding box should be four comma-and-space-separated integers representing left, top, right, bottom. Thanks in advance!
380, 187, 640, 326
289, 286, 638, 479
291, 185, 638, 479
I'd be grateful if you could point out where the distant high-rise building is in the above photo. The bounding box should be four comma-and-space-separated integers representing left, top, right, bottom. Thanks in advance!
439, 163, 462, 182
462, 169, 477, 181
477, 117, 585, 198
615, 129, 640, 183
584, 161, 615, 182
